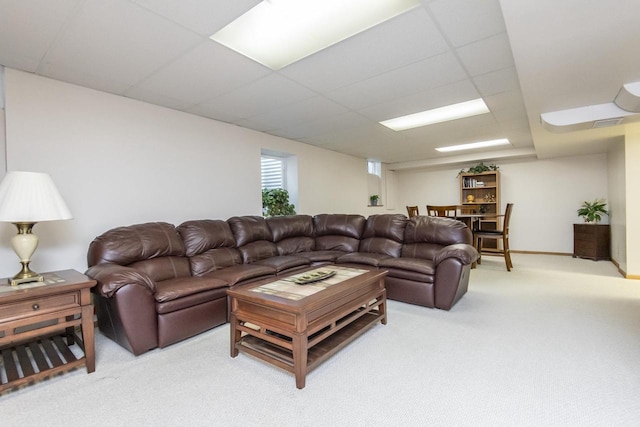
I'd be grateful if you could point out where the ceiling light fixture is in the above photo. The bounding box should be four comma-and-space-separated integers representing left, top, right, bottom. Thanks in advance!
435, 138, 510, 153
380, 98, 490, 131
210, 0, 420, 70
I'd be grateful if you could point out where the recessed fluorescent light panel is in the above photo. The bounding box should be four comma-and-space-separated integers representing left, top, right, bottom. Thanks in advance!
435, 138, 510, 153
210, 0, 420, 70
380, 98, 490, 131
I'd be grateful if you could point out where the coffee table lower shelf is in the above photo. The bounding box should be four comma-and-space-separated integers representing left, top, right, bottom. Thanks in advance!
237, 310, 383, 376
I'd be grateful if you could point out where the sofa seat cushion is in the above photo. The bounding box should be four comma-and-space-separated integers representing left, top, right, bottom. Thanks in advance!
156, 287, 228, 315
382, 268, 434, 283
295, 250, 346, 263
337, 252, 391, 267
203, 264, 275, 286
254, 255, 310, 273
154, 276, 228, 303
380, 257, 436, 276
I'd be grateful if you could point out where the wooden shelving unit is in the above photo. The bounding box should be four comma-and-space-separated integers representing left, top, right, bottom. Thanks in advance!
460, 171, 501, 248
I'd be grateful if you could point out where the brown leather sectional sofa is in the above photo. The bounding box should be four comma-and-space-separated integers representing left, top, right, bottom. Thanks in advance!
86, 214, 478, 355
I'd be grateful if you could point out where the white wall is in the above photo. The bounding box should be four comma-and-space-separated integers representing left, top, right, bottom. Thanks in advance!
608, 139, 626, 273
1, 69, 371, 277
624, 127, 640, 277
392, 154, 609, 254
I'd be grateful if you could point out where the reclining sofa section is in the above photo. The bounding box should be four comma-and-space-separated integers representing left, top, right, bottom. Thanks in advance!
86, 214, 477, 355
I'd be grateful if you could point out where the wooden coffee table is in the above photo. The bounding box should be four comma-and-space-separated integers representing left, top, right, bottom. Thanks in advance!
228, 266, 387, 389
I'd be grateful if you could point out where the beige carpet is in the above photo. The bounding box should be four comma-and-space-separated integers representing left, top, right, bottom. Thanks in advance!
2, 254, 639, 426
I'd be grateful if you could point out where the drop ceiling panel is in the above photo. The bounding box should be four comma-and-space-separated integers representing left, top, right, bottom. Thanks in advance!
246, 96, 351, 131
400, 113, 498, 141
472, 67, 521, 97
279, 7, 449, 92
326, 52, 467, 111
0, 0, 80, 72
429, 0, 506, 47
126, 41, 271, 105
268, 112, 372, 140
358, 79, 481, 122
13, 1, 634, 165
40, 0, 203, 91
132, 0, 261, 36
190, 74, 317, 121
456, 33, 514, 77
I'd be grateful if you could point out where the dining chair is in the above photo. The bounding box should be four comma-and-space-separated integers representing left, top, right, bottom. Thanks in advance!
473, 203, 514, 271
406, 206, 419, 218
426, 205, 458, 218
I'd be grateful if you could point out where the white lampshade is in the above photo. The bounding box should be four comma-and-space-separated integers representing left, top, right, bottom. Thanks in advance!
0, 171, 73, 222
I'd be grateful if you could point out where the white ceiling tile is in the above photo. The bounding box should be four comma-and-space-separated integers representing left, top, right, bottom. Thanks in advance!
280, 7, 449, 92
0, 0, 588, 164
456, 33, 514, 77
0, 0, 81, 72
269, 113, 372, 140
400, 113, 497, 141
485, 89, 526, 113
429, 0, 506, 47
40, 0, 202, 88
124, 89, 195, 112
327, 52, 468, 110
473, 67, 521, 97
358, 79, 480, 121
300, 124, 407, 160
191, 74, 316, 120
247, 96, 350, 131
132, 0, 260, 36
126, 41, 271, 105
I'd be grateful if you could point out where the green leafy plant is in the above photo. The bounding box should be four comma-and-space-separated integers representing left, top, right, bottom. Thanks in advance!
370, 194, 380, 205
577, 199, 608, 223
262, 188, 296, 217
457, 162, 499, 176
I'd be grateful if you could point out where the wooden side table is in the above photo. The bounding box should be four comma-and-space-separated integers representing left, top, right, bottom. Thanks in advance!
0, 269, 96, 393
573, 223, 611, 261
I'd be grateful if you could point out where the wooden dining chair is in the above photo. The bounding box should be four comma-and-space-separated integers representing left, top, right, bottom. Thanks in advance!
474, 203, 514, 271
426, 205, 458, 218
406, 206, 419, 218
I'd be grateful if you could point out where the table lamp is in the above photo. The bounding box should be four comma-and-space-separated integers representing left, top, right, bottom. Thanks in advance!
0, 171, 73, 286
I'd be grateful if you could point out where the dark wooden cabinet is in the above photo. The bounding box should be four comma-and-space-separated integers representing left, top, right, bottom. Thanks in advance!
573, 223, 610, 261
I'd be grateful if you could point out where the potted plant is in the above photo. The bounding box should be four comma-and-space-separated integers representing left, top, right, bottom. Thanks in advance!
262, 188, 296, 217
457, 162, 499, 176
577, 199, 608, 223
369, 195, 380, 206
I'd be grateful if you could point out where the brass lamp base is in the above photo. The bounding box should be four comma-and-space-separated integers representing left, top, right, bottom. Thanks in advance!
9, 261, 44, 286
10, 274, 44, 286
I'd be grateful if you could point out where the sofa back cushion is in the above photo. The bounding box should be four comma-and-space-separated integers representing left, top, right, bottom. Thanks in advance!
129, 257, 192, 282
267, 215, 314, 255
177, 219, 243, 275
228, 216, 272, 246
87, 222, 186, 267
228, 216, 278, 263
313, 214, 365, 253
358, 214, 407, 257
177, 220, 236, 256
402, 216, 472, 260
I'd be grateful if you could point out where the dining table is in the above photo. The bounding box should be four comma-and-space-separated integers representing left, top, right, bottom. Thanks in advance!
455, 212, 502, 231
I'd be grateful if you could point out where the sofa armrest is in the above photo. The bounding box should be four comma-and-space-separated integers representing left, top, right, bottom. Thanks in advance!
433, 243, 478, 266
85, 263, 156, 298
